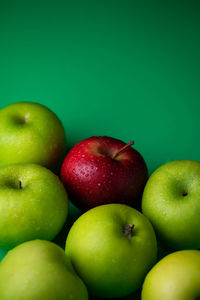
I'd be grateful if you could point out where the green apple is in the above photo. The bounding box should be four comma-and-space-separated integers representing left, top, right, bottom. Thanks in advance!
142, 160, 200, 249
0, 240, 88, 300
0, 163, 68, 250
0, 102, 66, 169
142, 250, 200, 300
65, 204, 157, 298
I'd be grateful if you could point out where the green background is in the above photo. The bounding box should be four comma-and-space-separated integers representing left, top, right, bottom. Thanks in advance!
0, 0, 199, 299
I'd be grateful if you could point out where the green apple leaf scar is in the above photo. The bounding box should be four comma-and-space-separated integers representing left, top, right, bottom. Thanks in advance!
123, 224, 135, 239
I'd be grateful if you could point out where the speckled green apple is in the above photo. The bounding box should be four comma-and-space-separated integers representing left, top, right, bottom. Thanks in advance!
0, 102, 66, 169
142, 160, 200, 249
65, 204, 157, 298
0, 240, 88, 300
0, 164, 68, 249
142, 250, 200, 300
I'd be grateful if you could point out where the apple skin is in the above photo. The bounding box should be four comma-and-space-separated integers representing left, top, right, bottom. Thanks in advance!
0, 164, 68, 250
0, 102, 66, 170
0, 240, 88, 300
65, 204, 157, 298
142, 160, 200, 250
142, 250, 200, 300
61, 136, 148, 209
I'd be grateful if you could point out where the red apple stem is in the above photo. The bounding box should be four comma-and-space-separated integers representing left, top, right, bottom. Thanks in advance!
123, 224, 135, 239
112, 141, 134, 159
19, 180, 22, 189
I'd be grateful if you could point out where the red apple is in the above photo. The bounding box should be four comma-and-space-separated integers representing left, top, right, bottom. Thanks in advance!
60, 136, 148, 209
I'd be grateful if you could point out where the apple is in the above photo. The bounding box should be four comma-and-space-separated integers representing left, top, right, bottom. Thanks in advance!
142, 160, 200, 250
61, 136, 148, 209
0, 163, 68, 250
65, 204, 157, 298
0, 240, 88, 300
142, 250, 200, 300
0, 102, 66, 170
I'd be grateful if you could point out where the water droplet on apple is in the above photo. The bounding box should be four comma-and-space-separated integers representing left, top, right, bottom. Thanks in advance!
97, 183, 101, 186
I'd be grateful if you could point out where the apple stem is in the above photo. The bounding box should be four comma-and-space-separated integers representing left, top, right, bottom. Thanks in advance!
112, 141, 134, 159
19, 180, 22, 189
123, 224, 135, 239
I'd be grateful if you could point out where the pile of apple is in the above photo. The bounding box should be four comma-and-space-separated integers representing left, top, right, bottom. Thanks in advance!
0, 102, 199, 300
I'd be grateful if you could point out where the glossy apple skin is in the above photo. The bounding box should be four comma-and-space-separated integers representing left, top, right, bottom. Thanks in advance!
0, 102, 66, 170
65, 204, 157, 298
142, 160, 200, 250
61, 136, 148, 209
0, 240, 88, 300
0, 164, 68, 250
142, 250, 200, 300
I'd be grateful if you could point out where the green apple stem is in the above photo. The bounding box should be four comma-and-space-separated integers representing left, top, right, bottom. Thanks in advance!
123, 224, 135, 239
19, 180, 22, 189
112, 141, 134, 159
